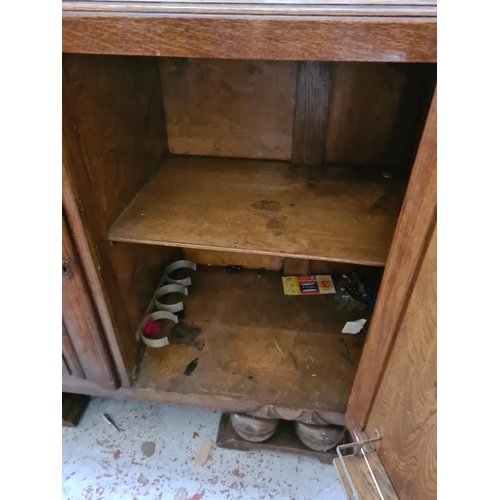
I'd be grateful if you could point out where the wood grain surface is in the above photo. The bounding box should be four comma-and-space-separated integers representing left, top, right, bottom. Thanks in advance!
63, 53, 172, 385
135, 266, 369, 415
62, 15, 436, 63
63, 165, 133, 386
282, 258, 310, 276
324, 62, 407, 166
366, 225, 436, 500
345, 90, 436, 434
109, 156, 407, 266
323, 62, 435, 171
160, 58, 296, 160
292, 61, 332, 165
62, 320, 85, 379
288, 61, 332, 284
385, 62, 437, 173
62, 216, 117, 390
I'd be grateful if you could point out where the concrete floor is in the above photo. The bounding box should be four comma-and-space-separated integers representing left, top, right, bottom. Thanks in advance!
62, 397, 347, 500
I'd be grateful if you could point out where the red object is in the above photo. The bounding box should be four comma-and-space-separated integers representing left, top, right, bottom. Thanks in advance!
142, 316, 160, 336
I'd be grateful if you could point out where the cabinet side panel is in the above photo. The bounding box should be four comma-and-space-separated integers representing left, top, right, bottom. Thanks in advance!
63, 53, 174, 385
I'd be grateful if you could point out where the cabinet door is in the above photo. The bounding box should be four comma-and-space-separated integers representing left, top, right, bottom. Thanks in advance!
62, 213, 117, 390
345, 91, 436, 499
365, 225, 436, 500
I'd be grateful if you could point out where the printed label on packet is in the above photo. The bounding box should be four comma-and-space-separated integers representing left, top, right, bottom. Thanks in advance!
282, 275, 336, 296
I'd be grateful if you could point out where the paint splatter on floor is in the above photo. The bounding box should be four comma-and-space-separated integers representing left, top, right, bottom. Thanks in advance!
62, 397, 346, 500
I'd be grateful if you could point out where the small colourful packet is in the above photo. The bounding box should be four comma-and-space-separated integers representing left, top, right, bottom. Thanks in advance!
282, 275, 336, 296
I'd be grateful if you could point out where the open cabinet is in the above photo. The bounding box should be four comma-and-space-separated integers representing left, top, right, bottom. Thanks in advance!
63, 3, 436, 498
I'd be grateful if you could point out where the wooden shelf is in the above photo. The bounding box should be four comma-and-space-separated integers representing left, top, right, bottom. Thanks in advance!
134, 266, 370, 416
109, 156, 406, 266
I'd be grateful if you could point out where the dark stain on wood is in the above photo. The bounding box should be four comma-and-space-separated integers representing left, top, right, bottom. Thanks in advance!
251, 200, 281, 213
170, 322, 204, 350
266, 216, 287, 236
251, 200, 285, 236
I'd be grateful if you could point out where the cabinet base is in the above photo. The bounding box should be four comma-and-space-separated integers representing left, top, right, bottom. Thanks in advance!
216, 412, 350, 465
62, 393, 90, 427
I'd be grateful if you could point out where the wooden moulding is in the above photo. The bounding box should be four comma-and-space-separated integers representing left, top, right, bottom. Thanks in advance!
62, 320, 85, 379
62, 13, 436, 63
62, 0, 437, 18
109, 156, 407, 267
62, 215, 118, 390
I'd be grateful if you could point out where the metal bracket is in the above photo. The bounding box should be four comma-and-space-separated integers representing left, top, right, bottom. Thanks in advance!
335, 429, 381, 500
62, 260, 73, 279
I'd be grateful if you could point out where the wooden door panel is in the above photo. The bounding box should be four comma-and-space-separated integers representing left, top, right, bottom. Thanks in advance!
344, 91, 436, 499
346, 90, 436, 434
62, 319, 85, 379
62, 214, 117, 390
365, 226, 436, 500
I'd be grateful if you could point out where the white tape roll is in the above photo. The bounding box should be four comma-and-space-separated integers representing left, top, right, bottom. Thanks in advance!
154, 284, 188, 313
165, 260, 197, 286
140, 311, 178, 348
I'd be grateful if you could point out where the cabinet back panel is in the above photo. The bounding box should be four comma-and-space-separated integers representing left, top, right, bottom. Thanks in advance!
159, 58, 435, 170
324, 62, 406, 166
324, 62, 435, 170
160, 58, 297, 160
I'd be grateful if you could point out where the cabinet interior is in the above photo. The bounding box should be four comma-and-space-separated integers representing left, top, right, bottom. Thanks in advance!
63, 53, 436, 417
